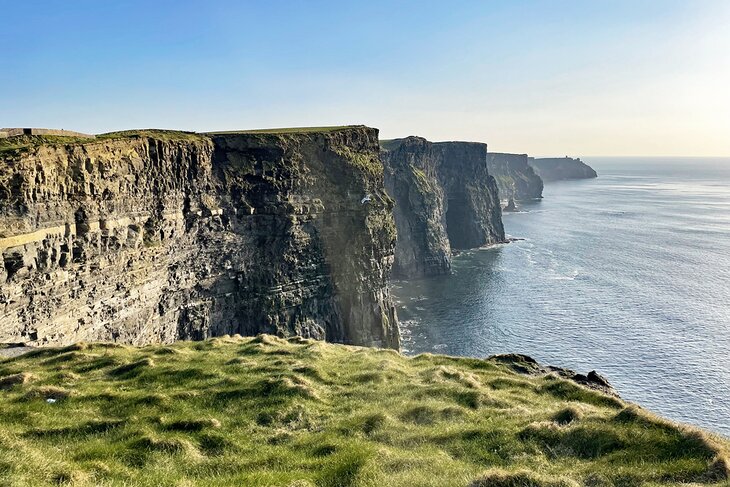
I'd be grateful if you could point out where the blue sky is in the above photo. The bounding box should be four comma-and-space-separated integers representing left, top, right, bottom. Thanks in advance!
2, 0, 729, 155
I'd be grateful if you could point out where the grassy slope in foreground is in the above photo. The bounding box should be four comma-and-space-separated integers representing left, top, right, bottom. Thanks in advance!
0, 336, 728, 487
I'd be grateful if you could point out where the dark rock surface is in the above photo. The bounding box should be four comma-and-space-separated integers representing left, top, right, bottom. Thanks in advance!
491, 353, 620, 397
530, 156, 598, 181
0, 127, 400, 349
381, 138, 451, 278
488, 152, 543, 200
381, 137, 505, 278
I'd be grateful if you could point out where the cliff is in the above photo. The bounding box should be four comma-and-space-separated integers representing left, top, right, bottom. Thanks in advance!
0, 127, 399, 349
381, 138, 450, 278
530, 156, 598, 181
0, 336, 727, 486
382, 137, 505, 278
488, 152, 543, 201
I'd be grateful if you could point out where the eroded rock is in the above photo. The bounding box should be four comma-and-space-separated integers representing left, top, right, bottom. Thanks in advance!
0, 127, 399, 349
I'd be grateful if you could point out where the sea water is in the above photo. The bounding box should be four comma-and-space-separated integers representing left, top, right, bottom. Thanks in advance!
393, 157, 730, 436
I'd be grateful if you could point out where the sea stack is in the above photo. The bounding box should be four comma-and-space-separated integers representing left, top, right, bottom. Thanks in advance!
503, 198, 518, 212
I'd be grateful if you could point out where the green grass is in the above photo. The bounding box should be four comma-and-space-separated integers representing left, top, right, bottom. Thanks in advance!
332, 144, 383, 176
0, 336, 727, 486
96, 129, 209, 143
0, 126, 369, 161
207, 126, 365, 135
410, 164, 436, 194
0, 130, 209, 157
0, 135, 98, 156
209, 125, 383, 175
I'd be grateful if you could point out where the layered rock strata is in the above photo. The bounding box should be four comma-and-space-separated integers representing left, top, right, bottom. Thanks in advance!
488, 152, 543, 201
530, 156, 598, 181
0, 127, 399, 349
382, 137, 505, 278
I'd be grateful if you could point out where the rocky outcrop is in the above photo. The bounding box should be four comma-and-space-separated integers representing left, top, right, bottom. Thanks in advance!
0, 127, 399, 349
529, 156, 597, 181
491, 353, 619, 397
503, 198, 517, 213
487, 152, 543, 201
382, 137, 505, 278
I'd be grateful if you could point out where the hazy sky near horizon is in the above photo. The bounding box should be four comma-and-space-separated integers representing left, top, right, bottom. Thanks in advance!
2, 1, 729, 156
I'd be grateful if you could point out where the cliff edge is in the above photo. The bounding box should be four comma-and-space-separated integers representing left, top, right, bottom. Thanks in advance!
0, 127, 399, 349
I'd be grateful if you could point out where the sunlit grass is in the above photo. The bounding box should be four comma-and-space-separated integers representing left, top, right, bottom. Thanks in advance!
0, 130, 209, 156
0, 335, 727, 486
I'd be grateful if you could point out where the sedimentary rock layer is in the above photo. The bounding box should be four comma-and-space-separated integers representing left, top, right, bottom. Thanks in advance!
530, 156, 598, 181
0, 127, 399, 349
382, 137, 505, 278
488, 152, 543, 201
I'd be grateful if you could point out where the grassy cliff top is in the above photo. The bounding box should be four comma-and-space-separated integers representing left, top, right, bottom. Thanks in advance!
96, 129, 209, 142
0, 127, 371, 157
0, 336, 727, 486
207, 126, 368, 135
0, 135, 100, 156
0, 130, 209, 157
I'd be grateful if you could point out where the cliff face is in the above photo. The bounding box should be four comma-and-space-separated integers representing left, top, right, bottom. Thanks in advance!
0, 127, 399, 349
382, 137, 505, 278
433, 142, 505, 249
530, 157, 597, 181
382, 138, 451, 278
488, 152, 543, 201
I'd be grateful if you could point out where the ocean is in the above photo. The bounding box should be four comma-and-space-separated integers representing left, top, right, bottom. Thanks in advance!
393, 157, 730, 437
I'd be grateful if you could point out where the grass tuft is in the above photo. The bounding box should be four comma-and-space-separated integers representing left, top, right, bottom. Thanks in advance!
469, 469, 576, 487
24, 386, 72, 401
163, 418, 222, 432
0, 372, 35, 389
109, 358, 154, 378
26, 420, 124, 438
400, 405, 439, 425
552, 406, 583, 425
131, 434, 199, 456
152, 346, 184, 355
707, 455, 730, 481
519, 421, 625, 459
